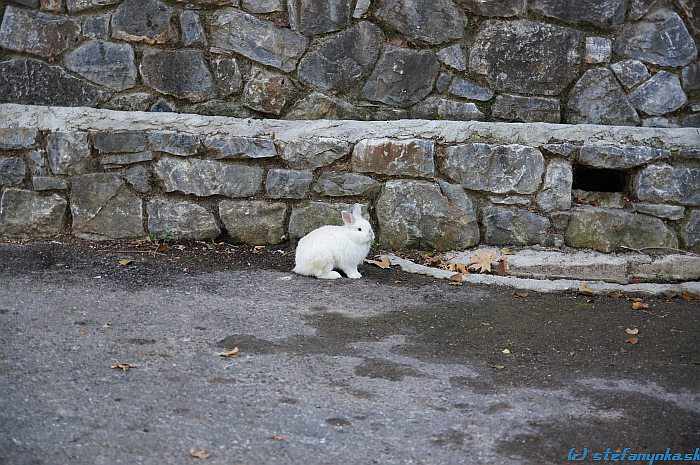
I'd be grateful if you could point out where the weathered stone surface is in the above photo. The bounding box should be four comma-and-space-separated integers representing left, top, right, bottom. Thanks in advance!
441, 143, 544, 194
147, 199, 220, 240
436, 72, 452, 93
101, 151, 154, 168
0, 128, 38, 150
536, 161, 572, 212
362, 46, 439, 107
566, 206, 678, 252
27, 150, 47, 176
242, 0, 284, 13
374, 0, 465, 44
686, 210, 700, 250
461, 0, 525, 17
469, 20, 581, 95
0, 58, 110, 107
436, 44, 466, 71
683, 114, 700, 128
47, 132, 96, 175
203, 136, 276, 159
65, 40, 136, 92
609, 60, 650, 90
614, 9, 697, 67
141, 49, 214, 102
530, 0, 626, 28
0, 158, 25, 186
573, 189, 625, 209
540, 143, 578, 158
71, 173, 144, 240
281, 138, 351, 170
682, 62, 700, 91
297, 22, 382, 92
285, 92, 361, 120
242, 68, 293, 115
154, 157, 263, 198
32, 176, 68, 191
642, 117, 681, 128
634, 164, 700, 206
629, 0, 654, 20
489, 195, 530, 206
629, 203, 685, 220
148, 132, 200, 156
212, 56, 242, 97
567, 68, 640, 126
111, 0, 177, 44
352, 138, 435, 178
180, 10, 207, 46
550, 211, 571, 232
353, 0, 371, 17
121, 165, 151, 193
67, 0, 121, 12
578, 144, 669, 169
288, 201, 367, 240
189, 100, 253, 118
448, 78, 494, 101
210, 8, 307, 72
265, 169, 313, 199
314, 172, 380, 197
410, 97, 484, 120
0, 6, 80, 58
288, 0, 353, 35
492, 94, 560, 123
82, 14, 110, 39
629, 71, 688, 116
102, 92, 154, 112
0, 189, 67, 239
483, 206, 550, 246
376, 179, 479, 251
93, 130, 147, 153
585, 37, 612, 64
219, 200, 287, 245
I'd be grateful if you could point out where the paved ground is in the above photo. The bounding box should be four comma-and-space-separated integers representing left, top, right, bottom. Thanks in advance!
1, 240, 698, 465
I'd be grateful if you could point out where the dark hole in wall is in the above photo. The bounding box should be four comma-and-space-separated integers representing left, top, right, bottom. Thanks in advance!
572, 165, 628, 192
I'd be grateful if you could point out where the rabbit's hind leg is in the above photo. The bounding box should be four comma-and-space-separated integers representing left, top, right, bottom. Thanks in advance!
316, 261, 342, 279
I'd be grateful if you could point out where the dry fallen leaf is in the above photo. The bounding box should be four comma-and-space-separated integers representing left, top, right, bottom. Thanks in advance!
101, 322, 112, 329
189, 448, 210, 459
156, 243, 169, 254
448, 263, 470, 274
631, 301, 649, 310
590, 199, 601, 207
423, 253, 444, 267
625, 327, 639, 335
219, 347, 240, 358
496, 258, 509, 276
578, 282, 594, 296
468, 250, 497, 274
364, 257, 390, 269
111, 362, 138, 372
500, 247, 513, 255
501, 348, 511, 354
681, 290, 699, 301
450, 273, 463, 282
514, 290, 529, 298
574, 194, 587, 204
447, 281, 463, 286
609, 291, 623, 299
491, 364, 505, 370
254, 245, 266, 249
626, 336, 639, 345
119, 258, 133, 266
271, 434, 285, 441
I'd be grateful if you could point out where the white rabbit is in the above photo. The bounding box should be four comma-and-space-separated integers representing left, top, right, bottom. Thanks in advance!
292, 203, 374, 279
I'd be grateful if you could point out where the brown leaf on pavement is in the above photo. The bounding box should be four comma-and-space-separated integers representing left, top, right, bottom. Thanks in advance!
219, 347, 240, 358
111, 362, 138, 372
364, 257, 391, 269
468, 250, 497, 274
578, 282, 594, 296
189, 448, 210, 459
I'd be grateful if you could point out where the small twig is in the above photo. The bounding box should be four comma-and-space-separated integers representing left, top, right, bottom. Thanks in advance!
620, 245, 697, 255
99, 249, 167, 256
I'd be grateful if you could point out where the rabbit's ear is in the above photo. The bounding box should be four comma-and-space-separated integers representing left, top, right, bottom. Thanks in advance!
341, 210, 354, 225
352, 203, 362, 218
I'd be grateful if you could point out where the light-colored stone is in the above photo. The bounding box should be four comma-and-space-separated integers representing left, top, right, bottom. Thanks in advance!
154, 157, 262, 198
47, 132, 96, 176
634, 164, 700, 206
0, 188, 67, 239
629, 71, 688, 116
578, 144, 669, 169
352, 138, 435, 178
32, 177, 67, 191
0, 158, 26, 186
265, 169, 313, 199
219, 200, 287, 245
147, 199, 220, 240
536, 161, 572, 212
203, 136, 276, 159
567, 68, 640, 125
314, 172, 380, 197
585, 37, 612, 64
281, 138, 351, 170
148, 132, 200, 156
628, 203, 685, 220
483, 206, 550, 246
101, 151, 154, 168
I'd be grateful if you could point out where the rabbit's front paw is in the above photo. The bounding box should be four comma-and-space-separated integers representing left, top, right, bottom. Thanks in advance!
345, 269, 362, 279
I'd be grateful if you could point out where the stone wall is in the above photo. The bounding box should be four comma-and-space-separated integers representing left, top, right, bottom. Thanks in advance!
1, 104, 698, 252
0, 0, 698, 127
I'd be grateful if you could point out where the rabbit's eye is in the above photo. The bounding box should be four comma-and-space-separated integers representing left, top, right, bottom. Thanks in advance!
357, 227, 362, 231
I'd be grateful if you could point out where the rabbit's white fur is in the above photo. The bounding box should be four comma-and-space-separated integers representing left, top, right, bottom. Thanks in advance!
292, 204, 374, 279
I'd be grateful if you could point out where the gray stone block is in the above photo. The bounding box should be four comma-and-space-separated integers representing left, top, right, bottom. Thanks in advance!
285, 92, 362, 120
614, 8, 697, 67
147, 199, 220, 240
410, 97, 484, 121
154, 157, 262, 198
212, 56, 243, 97
0, 189, 67, 239
210, 8, 307, 72
101, 151, 154, 168
32, 177, 68, 191
634, 164, 700, 206
530, 0, 626, 28
0, 158, 26, 186
219, 200, 287, 245
376, 179, 479, 251
686, 210, 700, 250
241, 0, 284, 13
314, 172, 380, 197
242, 68, 293, 115
567, 68, 639, 126
629, 71, 687, 116
0, 128, 38, 150
71, 173, 144, 240
82, 15, 110, 39
362, 46, 439, 107
288, 0, 353, 35
461, 0, 525, 17
180, 10, 207, 46
102, 92, 154, 112
121, 165, 152, 193
65, 40, 137, 92
67, 0, 121, 12
566, 206, 678, 252
93, 131, 147, 153
111, 0, 177, 44
141, 49, 214, 102
483, 206, 550, 246
374, 0, 465, 44
148, 132, 200, 156
436, 44, 466, 71
578, 144, 669, 169
681, 62, 700, 92
27, 150, 47, 177
47, 132, 96, 176
0, 6, 80, 58
492, 94, 560, 123
469, 20, 581, 95
610, 59, 649, 90
281, 138, 351, 170
352, 138, 435, 178
536, 161, 572, 212
203, 136, 276, 159
585, 37, 612, 64
265, 169, 313, 199
448, 78, 494, 101
629, 203, 685, 221
441, 143, 544, 194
